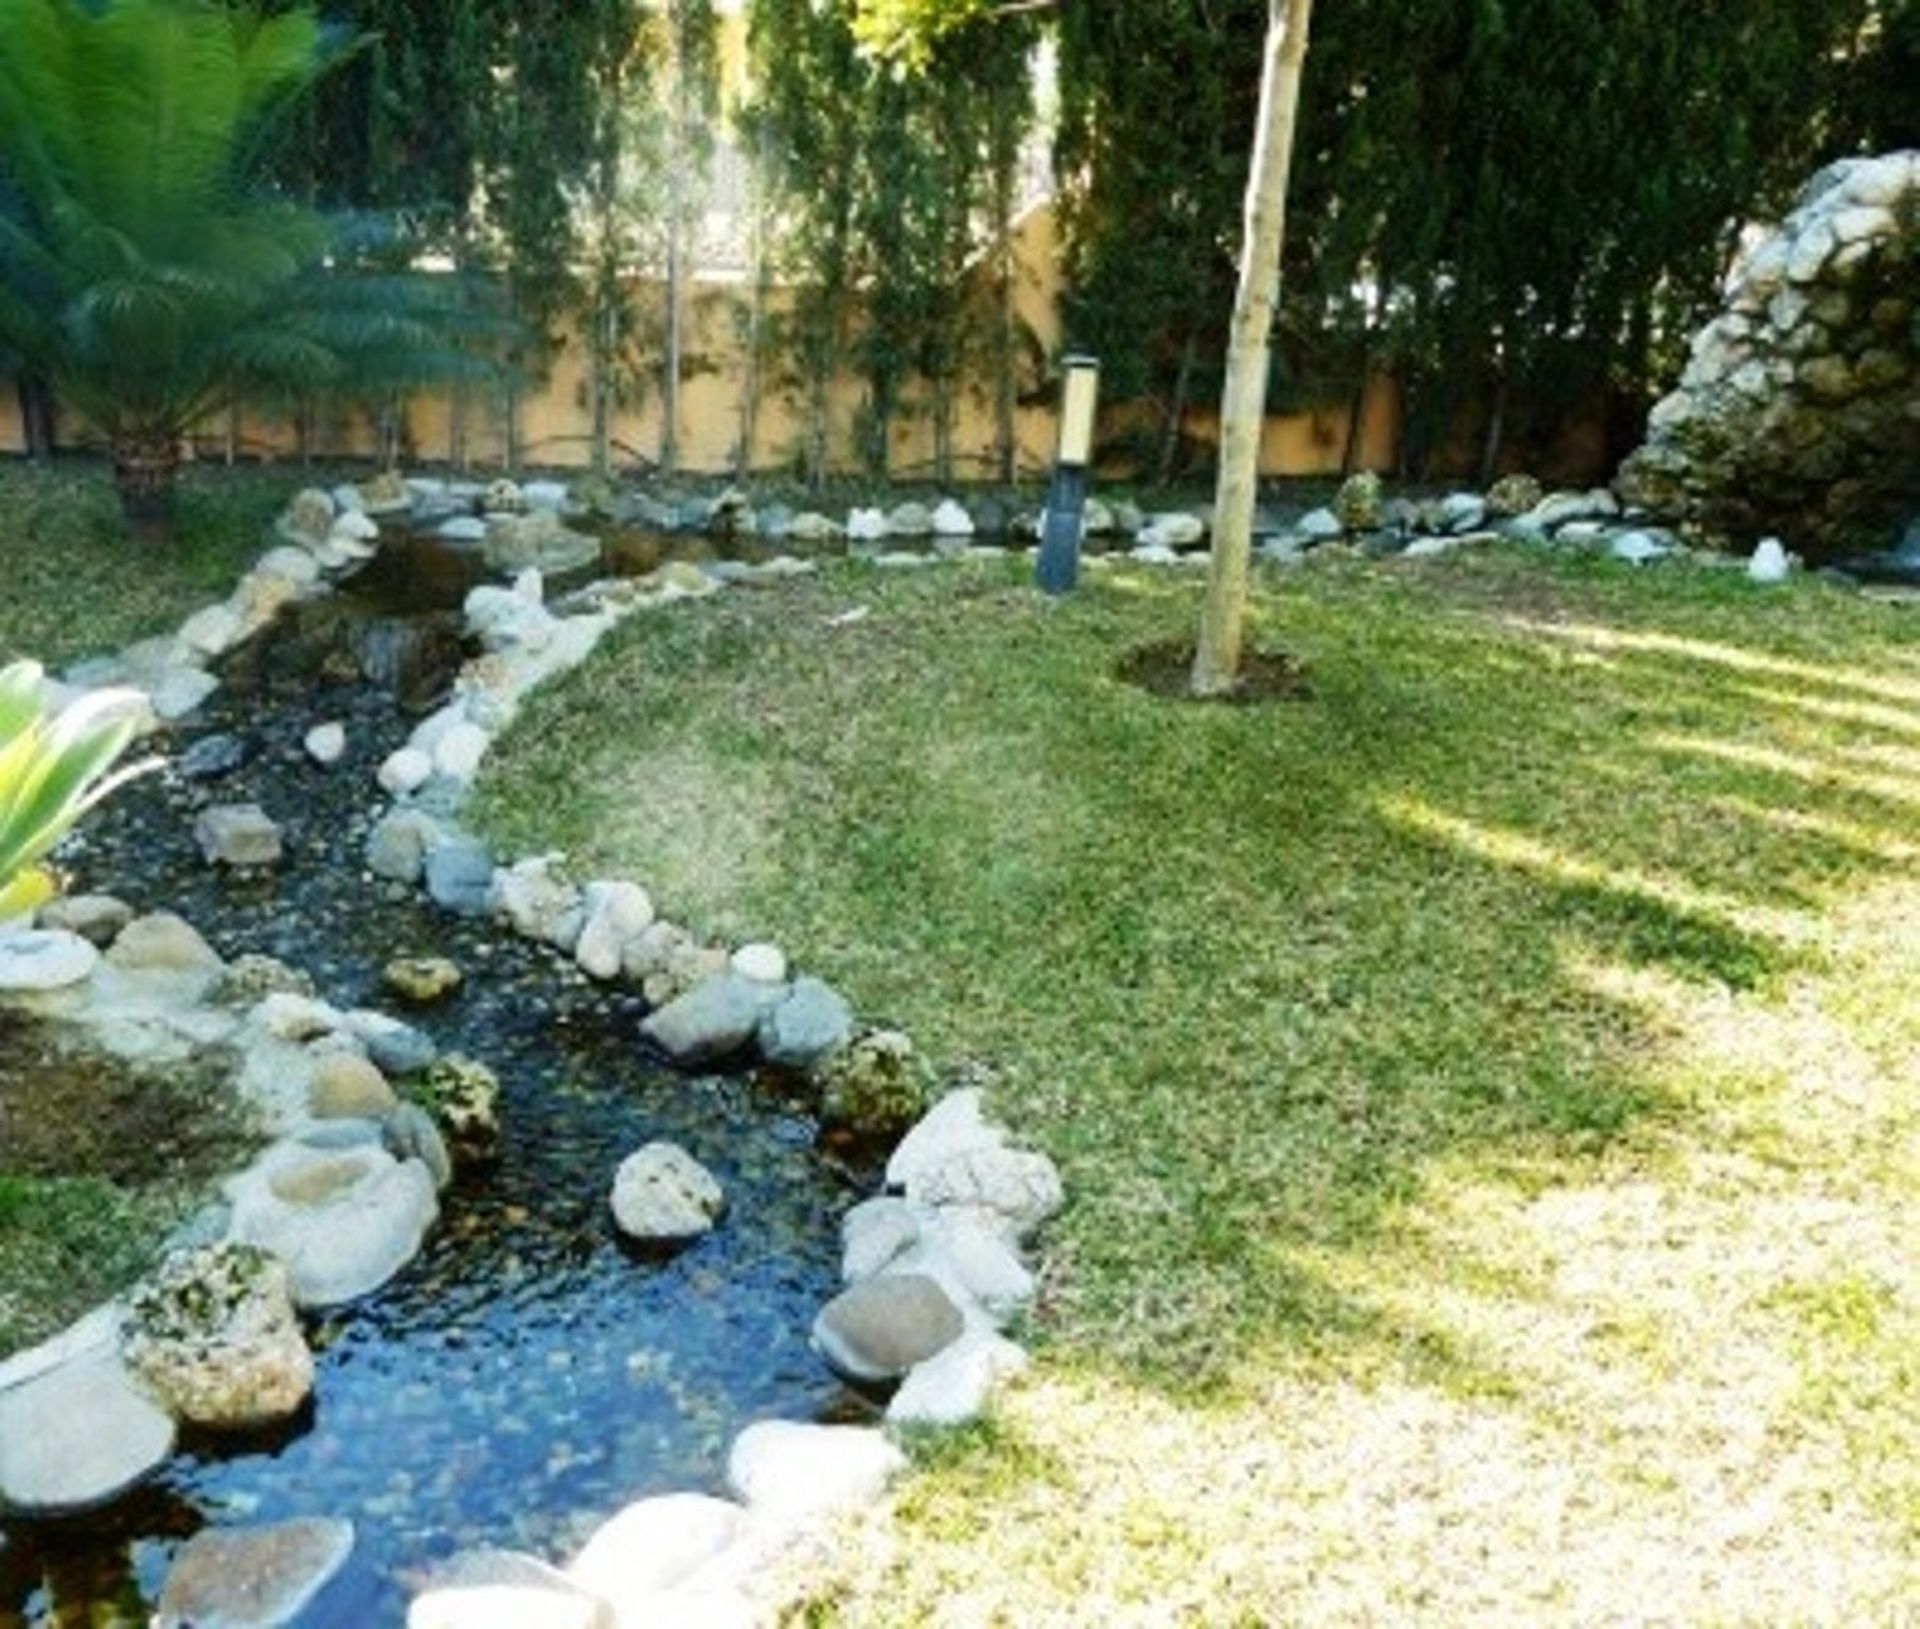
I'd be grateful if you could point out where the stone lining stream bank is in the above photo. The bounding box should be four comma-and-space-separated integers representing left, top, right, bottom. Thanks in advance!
0, 479, 1061, 1627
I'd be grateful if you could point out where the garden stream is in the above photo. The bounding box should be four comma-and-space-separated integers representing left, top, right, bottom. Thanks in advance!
0, 532, 872, 1625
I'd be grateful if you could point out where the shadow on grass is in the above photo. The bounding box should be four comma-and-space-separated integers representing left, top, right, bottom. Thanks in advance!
473, 552, 1920, 1406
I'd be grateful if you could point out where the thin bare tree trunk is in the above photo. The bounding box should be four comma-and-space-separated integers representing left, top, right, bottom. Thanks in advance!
1156, 330, 1198, 487
735, 180, 768, 480
662, 18, 689, 476
1477, 368, 1507, 486
990, 141, 1018, 486
1192, 0, 1313, 696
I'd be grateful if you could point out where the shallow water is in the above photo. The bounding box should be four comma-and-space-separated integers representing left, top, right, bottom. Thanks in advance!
0, 561, 869, 1625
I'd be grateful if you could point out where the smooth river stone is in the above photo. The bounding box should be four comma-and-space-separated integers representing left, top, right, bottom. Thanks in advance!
725, 1421, 906, 1518
154, 1517, 355, 1628
0, 1351, 175, 1514
812, 1272, 965, 1384
0, 928, 98, 991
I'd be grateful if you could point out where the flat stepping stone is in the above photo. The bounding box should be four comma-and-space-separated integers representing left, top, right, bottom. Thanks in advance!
0, 928, 98, 992
154, 1517, 355, 1628
0, 1350, 175, 1514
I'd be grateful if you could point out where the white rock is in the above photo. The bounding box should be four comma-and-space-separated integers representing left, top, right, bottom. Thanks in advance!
250, 991, 340, 1042
378, 747, 434, 797
409, 1550, 611, 1629
257, 545, 321, 586
1439, 492, 1488, 532
1296, 507, 1343, 541
155, 1517, 355, 1629
1128, 544, 1179, 566
432, 722, 491, 783
912, 1212, 1037, 1323
0, 1350, 175, 1514
492, 856, 583, 949
304, 721, 346, 766
147, 666, 220, 722
1401, 536, 1457, 559
522, 480, 571, 511
224, 1140, 438, 1309
331, 510, 380, 543
1609, 529, 1674, 565
725, 1422, 906, 1518
466, 584, 555, 653
887, 1089, 1003, 1189
887, 1330, 1028, 1430
1138, 512, 1206, 549
566, 1494, 746, 1616
0, 928, 99, 991
438, 517, 488, 542
1786, 218, 1837, 283
575, 880, 655, 980
610, 1142, 726, 1243
730, 942, 788, 984
177, 603, 244, 658
846, 507, 888, 542
930, 499, 974, 537
1748, 536, 1793, 584
842, 1196, 923, 1282
887, 1091, 1062, 1242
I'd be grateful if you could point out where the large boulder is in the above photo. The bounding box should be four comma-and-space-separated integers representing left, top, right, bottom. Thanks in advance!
121, 1244, 314, 1430
484, 510, 600, 576
1618, 151, 1920, 556
224, 1140, 438, 1308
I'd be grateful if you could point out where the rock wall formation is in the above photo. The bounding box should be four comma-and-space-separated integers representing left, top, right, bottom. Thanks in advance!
1618, 152, 1919, 557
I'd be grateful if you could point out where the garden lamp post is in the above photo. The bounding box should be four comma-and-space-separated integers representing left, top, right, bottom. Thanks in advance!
1036, 355, 1101, 595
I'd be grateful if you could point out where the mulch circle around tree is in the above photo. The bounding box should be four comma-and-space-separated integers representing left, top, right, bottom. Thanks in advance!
1114, 640, 1312, 704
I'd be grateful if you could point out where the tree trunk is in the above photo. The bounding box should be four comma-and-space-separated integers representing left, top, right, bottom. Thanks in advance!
1477, 369, 1508, 485
590, 287, 616, 481
111, 435, 181, 543
1192, 0, 1313, 697
17, 375, 55, 460
990, 125, 1019, 487
662, 24, 689, 476
735, 183, 768, 481
1156, 330, 1199, 487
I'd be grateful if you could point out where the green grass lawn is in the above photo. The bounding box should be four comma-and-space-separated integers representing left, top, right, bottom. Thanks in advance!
478, 546, 1920, 1623
0, 456, 293, 1356
0, 458, 298, 667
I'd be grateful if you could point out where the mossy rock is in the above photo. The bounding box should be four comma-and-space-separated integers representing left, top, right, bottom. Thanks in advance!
819, 1029, 934, 1142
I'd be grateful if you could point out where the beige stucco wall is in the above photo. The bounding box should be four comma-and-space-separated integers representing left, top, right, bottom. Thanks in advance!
0, 200, 1427, 480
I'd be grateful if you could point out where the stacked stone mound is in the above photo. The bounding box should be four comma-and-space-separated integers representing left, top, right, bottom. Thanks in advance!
1618, 151, 1919, 558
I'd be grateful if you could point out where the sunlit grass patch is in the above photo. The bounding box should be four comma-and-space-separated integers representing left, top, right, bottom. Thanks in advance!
478, 545, 1920, 1622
